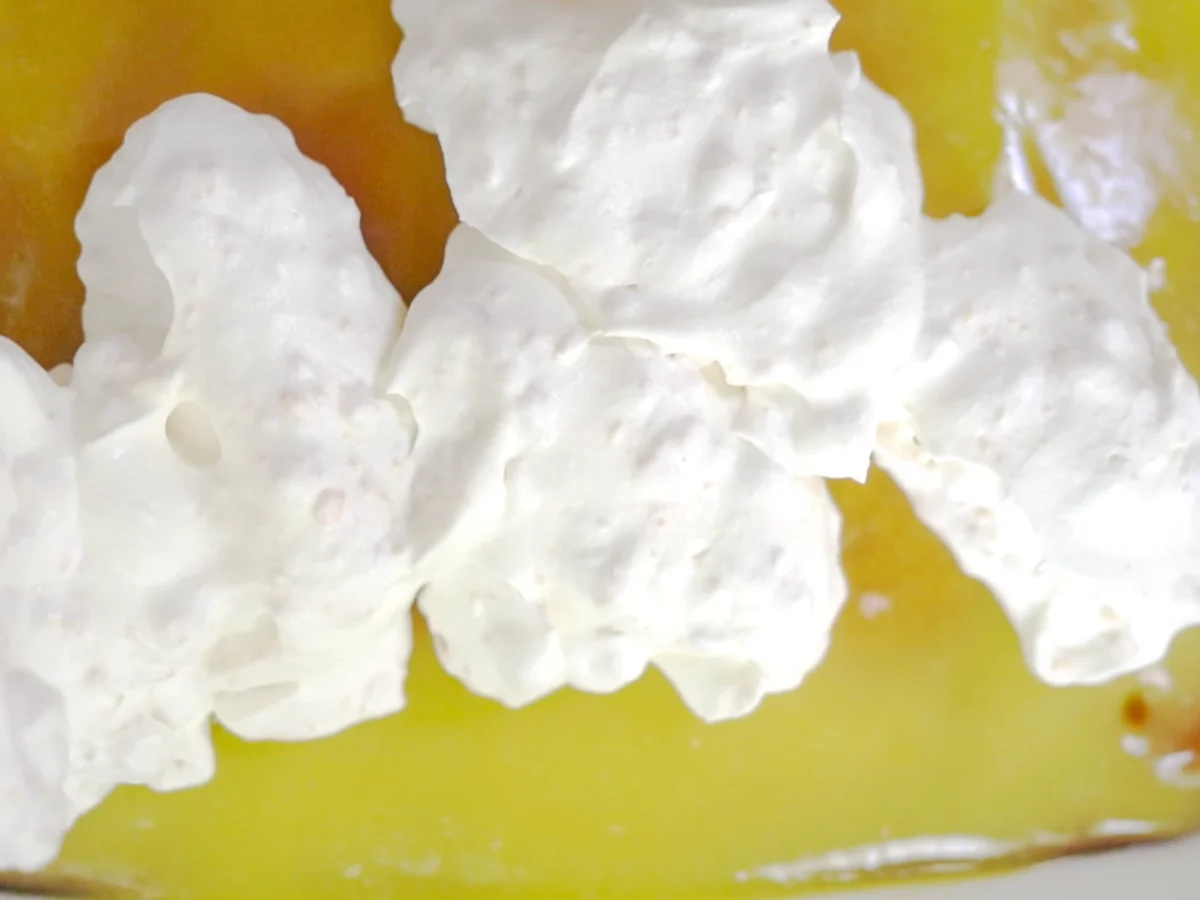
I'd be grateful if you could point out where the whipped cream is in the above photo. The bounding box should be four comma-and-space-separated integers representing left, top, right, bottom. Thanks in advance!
391, 0, 925, 481
0, 93, 448, 871
388, 226, 847, 721
70, 93, 422, 750
0, 337, 75, 871
876, 191, 1200, 685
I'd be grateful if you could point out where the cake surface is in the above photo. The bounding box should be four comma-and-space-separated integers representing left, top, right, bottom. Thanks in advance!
1, 0, 1199, 897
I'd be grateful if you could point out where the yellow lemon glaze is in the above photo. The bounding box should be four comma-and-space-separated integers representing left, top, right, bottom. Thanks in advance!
1, 0, 1199, 897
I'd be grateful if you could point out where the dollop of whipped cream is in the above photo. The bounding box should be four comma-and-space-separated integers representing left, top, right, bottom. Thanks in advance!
388, 226, 847, 721
391, 0, 925, 481
0, 93, 442, 870
70, 93, 421, 748
875, 191, 1200, 685
0, 338, 75, 871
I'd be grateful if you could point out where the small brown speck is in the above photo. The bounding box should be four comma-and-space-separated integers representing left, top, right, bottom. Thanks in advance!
1123, 691, 1150, 729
